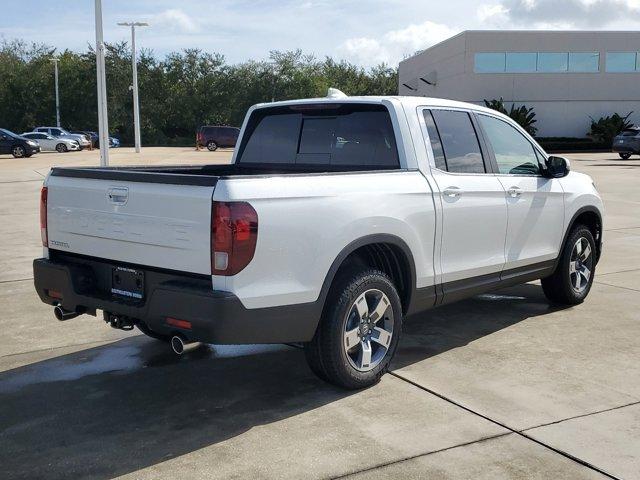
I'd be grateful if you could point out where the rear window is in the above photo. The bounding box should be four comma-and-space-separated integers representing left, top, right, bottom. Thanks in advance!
236, 104, 400, 169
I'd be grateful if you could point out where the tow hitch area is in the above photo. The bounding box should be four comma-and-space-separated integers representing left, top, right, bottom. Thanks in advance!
103, 311, 135, 331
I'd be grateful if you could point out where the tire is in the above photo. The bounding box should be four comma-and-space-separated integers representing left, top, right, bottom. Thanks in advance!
619, 153, 632, 160
206, 141, 218, 151
11, 145, 25, 158
304, 269, 402, 389
541, 225, 596, 305
56, 143, 68, 153
136, 321, 171, 342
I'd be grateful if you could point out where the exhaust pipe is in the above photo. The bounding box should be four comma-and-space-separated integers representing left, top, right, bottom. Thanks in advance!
54, 305, 80, 321
171, 335, 202, 355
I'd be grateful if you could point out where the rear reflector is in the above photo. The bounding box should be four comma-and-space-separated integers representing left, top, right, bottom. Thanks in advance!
47, 289, 62, 300
211, 201, 258, 276
40, 186, 48, 247
166, 317, 192, 330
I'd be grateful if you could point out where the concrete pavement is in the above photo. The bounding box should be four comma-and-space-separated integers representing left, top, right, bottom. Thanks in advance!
0, 148, 638, 479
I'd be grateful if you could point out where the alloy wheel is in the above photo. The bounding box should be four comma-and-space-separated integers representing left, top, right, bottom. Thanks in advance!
569, 237, 593, 293
343, 288, 394, 372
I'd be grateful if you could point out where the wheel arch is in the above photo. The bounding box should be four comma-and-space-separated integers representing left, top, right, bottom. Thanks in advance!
558, 206, 603, 267
317, 234, 417, 317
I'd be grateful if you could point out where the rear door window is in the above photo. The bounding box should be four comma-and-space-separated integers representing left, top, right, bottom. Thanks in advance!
237, 104, 399, 168
428, 110, 486, 174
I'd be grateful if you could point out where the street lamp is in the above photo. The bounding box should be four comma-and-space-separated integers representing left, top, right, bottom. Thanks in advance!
118, 21, 148, 153
94, 0, 110, 166
50, 57, 60, 127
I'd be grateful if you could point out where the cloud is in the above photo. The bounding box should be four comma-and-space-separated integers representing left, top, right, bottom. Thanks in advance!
341, 20, 458, 66
478, 0, 640, 27
150, 9, 200, 33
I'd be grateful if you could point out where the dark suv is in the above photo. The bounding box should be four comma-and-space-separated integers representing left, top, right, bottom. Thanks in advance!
612, 127, 640, 159
197, 126, 240, 151
0, 128, 40, 158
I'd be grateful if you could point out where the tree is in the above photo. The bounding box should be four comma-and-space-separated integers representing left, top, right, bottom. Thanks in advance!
0, 39, 399, 146
587, 112, 633, 146
483, 97, 538, 136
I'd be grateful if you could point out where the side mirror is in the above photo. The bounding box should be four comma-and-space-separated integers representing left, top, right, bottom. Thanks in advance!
544, 155, 570, 178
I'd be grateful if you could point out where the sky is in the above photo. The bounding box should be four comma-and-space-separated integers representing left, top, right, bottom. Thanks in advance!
1, 0, 640, 67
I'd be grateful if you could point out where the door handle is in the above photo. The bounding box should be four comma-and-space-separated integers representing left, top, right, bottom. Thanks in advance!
443, 187, 462, 198
507, 186, 523, 198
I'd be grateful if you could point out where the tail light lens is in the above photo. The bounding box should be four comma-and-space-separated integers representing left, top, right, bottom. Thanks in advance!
211, 201, 258, 276
40, 186, 48, 247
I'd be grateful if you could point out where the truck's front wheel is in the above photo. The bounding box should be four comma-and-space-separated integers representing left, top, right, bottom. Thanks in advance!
304, 269, 402, 389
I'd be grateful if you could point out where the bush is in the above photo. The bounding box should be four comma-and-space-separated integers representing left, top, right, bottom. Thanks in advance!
484, 98, 538, 136
587, 112, 633, 146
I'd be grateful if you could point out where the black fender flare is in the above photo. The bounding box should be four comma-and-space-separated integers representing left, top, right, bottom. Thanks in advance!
315, 233, 417, 315
554, 206, 603, 271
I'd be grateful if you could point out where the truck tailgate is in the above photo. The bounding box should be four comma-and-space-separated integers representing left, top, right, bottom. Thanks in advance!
45, 174, 215, 275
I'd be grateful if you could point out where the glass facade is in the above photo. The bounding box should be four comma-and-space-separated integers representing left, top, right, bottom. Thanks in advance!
568, 52, 600, 72
606, 52, 638, 72
475, 52, 601, 73
474, 53, 506, 73
537, 53, 568, 72
506, 52, 537, 72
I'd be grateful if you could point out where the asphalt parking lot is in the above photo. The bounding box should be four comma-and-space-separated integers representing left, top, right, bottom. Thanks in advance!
0, 148, 638, 479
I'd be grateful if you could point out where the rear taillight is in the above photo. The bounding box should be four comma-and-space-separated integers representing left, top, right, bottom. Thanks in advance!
211, 201, 258, 276
40, 186, 48, 247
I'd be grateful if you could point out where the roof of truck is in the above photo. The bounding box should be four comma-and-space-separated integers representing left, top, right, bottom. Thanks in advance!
254, 95, 501, 117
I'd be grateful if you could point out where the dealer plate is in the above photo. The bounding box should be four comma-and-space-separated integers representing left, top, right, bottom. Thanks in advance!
111, 266, 144, 300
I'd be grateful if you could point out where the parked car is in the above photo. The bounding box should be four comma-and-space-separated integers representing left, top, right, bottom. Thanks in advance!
33, 127, 91, 150
0, 128, 40, 158
33, 95, 604, 389
21, 132, 79, 153
70, 131, 98, 147
197, 125, 240, 151
612, 126, 640, 159
73, 131, 120, 148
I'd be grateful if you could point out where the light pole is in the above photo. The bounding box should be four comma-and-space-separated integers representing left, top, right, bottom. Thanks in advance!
118, 21, 148, 153
94, 0, 109, 166
50, 57, 60, 127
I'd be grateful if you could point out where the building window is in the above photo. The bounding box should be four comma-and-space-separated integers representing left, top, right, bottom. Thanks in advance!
606, 52, 638, 72
474, 53, 506, 73
475, 51, 600, 73
537, 52, 568, 72
506, 52, 537, 73
568, 52, 599, 72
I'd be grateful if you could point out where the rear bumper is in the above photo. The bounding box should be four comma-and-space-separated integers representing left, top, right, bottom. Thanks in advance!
33, 255, 320, 344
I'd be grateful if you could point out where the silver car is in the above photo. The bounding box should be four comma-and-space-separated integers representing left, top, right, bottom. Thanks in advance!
21, 132, 80, 153
33, 127, 91, 149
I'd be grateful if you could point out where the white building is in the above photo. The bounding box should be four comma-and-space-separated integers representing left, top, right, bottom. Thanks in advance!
398, 30, 640, 137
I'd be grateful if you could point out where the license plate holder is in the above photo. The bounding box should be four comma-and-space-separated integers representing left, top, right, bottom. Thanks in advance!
111, 266, 144, 300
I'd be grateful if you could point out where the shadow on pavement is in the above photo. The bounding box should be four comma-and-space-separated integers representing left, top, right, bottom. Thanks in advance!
0, 282, 565, 479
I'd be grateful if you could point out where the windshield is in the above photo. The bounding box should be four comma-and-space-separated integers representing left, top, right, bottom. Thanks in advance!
0, 128, 20, 139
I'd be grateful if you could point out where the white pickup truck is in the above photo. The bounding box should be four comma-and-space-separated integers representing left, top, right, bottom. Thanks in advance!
34, 94, 604, 389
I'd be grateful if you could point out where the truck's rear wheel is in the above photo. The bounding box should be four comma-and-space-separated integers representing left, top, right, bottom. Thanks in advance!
619, 153, 632, 160
304, 269, 402, 389
541, 225, 596, 305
